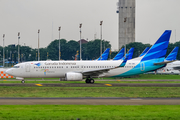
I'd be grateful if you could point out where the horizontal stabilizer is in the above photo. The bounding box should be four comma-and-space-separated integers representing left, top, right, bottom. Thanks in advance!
154, 60, 176, 65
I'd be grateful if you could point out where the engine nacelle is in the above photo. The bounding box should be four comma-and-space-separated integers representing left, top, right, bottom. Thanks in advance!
65, 72, 83, 81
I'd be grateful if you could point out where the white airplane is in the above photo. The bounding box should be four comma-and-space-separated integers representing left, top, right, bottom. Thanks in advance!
156, 47, 179, 74
6, 30, 173, 84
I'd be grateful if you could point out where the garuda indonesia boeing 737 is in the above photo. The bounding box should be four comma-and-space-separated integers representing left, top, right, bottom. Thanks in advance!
6, 30, 173, 84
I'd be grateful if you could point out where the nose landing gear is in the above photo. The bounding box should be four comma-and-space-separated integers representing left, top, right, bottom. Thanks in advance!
21, 80, 25, 84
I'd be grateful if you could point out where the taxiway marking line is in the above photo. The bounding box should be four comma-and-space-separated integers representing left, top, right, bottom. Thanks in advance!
35, 84, 43, 86
105, 84, 112, 86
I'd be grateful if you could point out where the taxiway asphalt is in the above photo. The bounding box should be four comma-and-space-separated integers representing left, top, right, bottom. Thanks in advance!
0, 97, 180, 105
0, 83, 180, 87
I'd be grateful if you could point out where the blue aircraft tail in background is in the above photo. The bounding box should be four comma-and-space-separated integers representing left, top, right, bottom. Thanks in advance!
139, 47, 150, 57
165, 47, 179, 61
97, 48, 110, 60
122, 48, 134, 60
113, 48, 124, 60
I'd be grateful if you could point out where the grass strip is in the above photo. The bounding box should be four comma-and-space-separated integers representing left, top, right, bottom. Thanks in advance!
0, 87, 180, 98
0, 105, 180, 120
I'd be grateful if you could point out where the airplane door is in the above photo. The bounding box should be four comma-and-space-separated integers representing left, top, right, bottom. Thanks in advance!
25, 63, 30, 72
140, 62, 145, 71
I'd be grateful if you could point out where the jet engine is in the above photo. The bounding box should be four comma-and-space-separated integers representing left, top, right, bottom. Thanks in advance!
65, 72, 83, 81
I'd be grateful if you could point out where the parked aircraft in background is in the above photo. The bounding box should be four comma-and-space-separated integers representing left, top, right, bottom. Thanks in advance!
156, 47, 179, 74
113, 48, 134, 60
122, 48, 134, 60
113, 48, 125, 60
6, 30, 173, 84
139, 47, 150, 57
97, 48, 110, 60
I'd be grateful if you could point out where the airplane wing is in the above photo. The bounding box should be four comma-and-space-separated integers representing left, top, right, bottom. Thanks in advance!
82, 64, 122, 77
82, 67, 113, 76
82, 55, 129, 77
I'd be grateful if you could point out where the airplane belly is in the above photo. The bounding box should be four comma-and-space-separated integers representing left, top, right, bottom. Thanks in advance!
102, 68, 129, 77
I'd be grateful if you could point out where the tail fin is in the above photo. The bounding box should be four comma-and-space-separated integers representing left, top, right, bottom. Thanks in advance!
97, 48, 110, 60
119, 54, 129, 67
126, 48, 134, 60
139, 47, 150, 57
154, 47, 179, 65
165, 47, 179, 61
113, 48, 124, 60
122, 48, 134, 60
141, 30, 171, 62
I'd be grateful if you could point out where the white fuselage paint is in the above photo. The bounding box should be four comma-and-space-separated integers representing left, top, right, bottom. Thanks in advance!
6, 58, 141, 78
157, 60, 180, 74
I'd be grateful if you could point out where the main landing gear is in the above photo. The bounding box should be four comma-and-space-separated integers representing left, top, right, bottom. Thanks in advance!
85, 78, 94, 84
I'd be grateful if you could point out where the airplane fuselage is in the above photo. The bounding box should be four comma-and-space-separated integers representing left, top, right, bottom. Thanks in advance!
6, 57, 165, 79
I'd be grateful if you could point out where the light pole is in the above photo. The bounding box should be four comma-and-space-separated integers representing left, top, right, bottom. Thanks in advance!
3, 34, 5, 67
18, 32, 20, 63
100, 21, 103, 59
38, 29, 40, 61
58, 27, 61, 60
79, 23, 82, 60
124, 17, 127, 58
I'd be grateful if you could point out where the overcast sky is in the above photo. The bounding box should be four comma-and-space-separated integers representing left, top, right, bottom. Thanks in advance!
0, 0, 180, 51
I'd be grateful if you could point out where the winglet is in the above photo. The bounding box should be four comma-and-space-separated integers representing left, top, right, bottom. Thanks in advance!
113, 48, 125, 60
165, 47, 179, 61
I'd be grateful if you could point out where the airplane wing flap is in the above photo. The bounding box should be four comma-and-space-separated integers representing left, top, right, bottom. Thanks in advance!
81, 59, 126, 77
82, 68, 114, 76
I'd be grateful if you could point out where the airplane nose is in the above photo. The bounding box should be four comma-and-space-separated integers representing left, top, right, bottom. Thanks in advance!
5, 69, 12, 75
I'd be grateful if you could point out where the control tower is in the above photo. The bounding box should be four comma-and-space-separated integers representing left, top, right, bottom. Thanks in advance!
117, 0, 135, 50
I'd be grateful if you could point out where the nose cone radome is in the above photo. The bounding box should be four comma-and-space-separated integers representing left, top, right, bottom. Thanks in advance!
5, 69, 12, 75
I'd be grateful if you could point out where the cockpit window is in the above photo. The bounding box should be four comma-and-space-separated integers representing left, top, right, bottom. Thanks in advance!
13, 66, 20, 68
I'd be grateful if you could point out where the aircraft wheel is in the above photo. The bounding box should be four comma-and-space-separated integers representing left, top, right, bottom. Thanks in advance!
90, 79, 94, 84
85, 79, 89, 83
85, 79, 91, 83
21, 80, 25, 84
